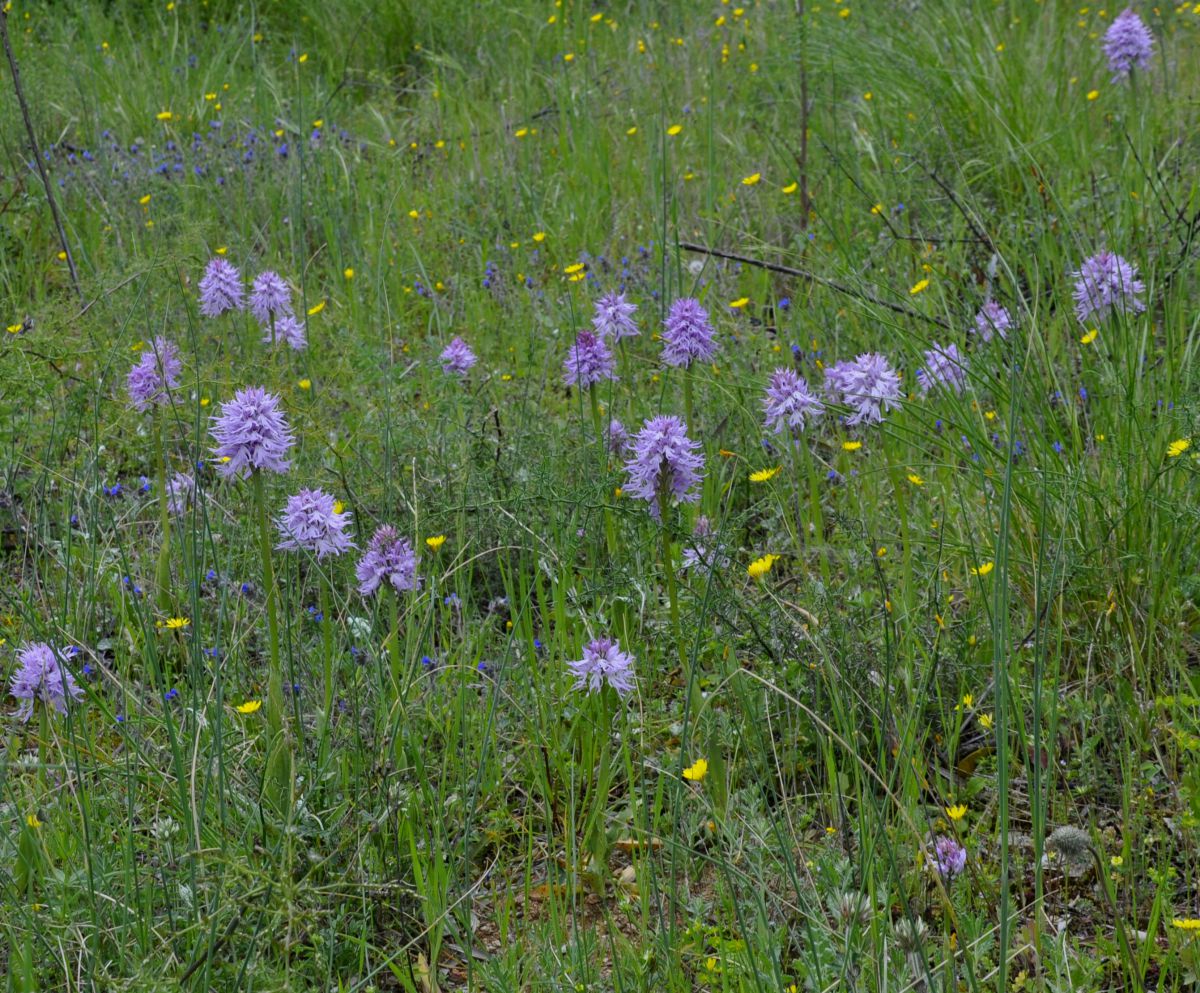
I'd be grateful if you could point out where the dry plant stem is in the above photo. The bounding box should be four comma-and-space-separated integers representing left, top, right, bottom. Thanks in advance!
0, 10, 82, 299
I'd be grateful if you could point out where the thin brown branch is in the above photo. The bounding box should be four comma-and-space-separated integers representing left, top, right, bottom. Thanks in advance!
678, 241, 952, 330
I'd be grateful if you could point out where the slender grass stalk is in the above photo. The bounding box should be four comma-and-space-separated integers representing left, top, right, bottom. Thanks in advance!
251, 471, 289, 816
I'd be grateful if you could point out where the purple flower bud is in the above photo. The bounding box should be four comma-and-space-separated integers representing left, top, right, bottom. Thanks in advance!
198, 257, 244, 317
126, 337, 182, 411
210, 386, 295, 478
440, 336, 477, 377
661, 297, 718, 368
275, 488, 354, 559
563, 329, 617, 387
567, 637, 635, 696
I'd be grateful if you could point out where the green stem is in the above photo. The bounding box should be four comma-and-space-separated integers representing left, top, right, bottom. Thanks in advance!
589, 385, 618, 557
155, 408, 172, 615
387, 585, 402, 690
683, 364, 695, 432
317, 577, 335, 763
659, 487, 687, 673
252, 473, 286, 752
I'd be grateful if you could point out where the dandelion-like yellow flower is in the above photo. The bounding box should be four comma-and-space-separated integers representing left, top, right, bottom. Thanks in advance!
1087, 89, 1100, 100
533, 231, 546, 242
165, 617, 190, 630
910, 279, 930, 295
26, 813, 42, 829
683, 758, 708, 781
781, 181, 798, 194
138, 194, 152, 205
729, 297, 749, 308
1167, 439, 1191, 458
971, 562, 994, 577
945, 804, 967, 822
344, 268, 354, 280
907, 473, 924, 486
747, 554, 780, 580
742, 172, 761, 186
1080, 328, 1098, 344
842, 440, 863, 452
155, 110, 173, 121
426, 535, 446, 551
307, 300, 326, 316
667, 124, 683, 136
298, 378, 312, 390
749, 466, 781, 483
235, 700, 262, 714
1172, 919, 1200, 930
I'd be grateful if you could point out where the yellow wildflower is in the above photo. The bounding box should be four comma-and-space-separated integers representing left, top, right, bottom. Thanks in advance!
683, 758, 708, 781
235, 700, 262, 714
426, 535, 447, 551
749, 466, 781, 483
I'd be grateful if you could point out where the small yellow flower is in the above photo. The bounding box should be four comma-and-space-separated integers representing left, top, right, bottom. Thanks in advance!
533, 231, 546, 242
683, 758, 708, 781
563, 52, 574, 62
747, 554, 780, 580
626, 126, 637, 136
741, 172, 761, 186
408, 209, 421, 219
961, 694, 973, 708
909, 278, 930, 295
666, 124, 683, 136
138, 194, 152, 205
729, 297, 749, 308
298, 53, 308, 63
165, 617, 190, 630
1172, 919, 1200, 930
1110, 855, 1124, 867
156, 110, 173, 121
906, 472, 924, 486
307, 300, 325, 316
1167, 439, 1191, 458
842, 440, 862, 451
971, 562, 994, 577
564, 262, 585, 274
333, 500, 345, 514
749, 466, 781, 483
298, 378, 312, 390
1087, 89, 1100, 100
781, 181, 798, 194
6, 324, 23, 334
235, 700, 262, 714
343, 267, 354, 280
312, 119, 323, 128
978, 713, 995, 730
1080, 328, 1098, 344
57, 251, 67, 261
945, 804, 967, 822
426, 535, 447, 551
26, 813, 42, 829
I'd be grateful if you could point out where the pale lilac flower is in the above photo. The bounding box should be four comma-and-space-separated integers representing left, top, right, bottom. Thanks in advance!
249, 270, 293, 325
440, 336, 477, 376
198, 257, 244, 317
661, 298, 718, 367
832, 353, 903, 425
916, 343, 969, 395
973, 300, 1014, 342
9, 642, 83, 721
263, 314, 307, 350
567, 637, 636, 696
166, 472, 195, 517
356, 525, 419, 596
927, 836, 967, 879
1071, 251, 1146, 323
1103, 8, 1153, 80
822, 359, 856, 398
275, 488, 354, 559
593, 291, 639, 339
763, 368, 824, 435
606, 419, 629, 455
126, 337, 182, 411
681, 515, 729, 573
210, 387, 295, 478
624, 415, 705, 519
563, 330, 617, 387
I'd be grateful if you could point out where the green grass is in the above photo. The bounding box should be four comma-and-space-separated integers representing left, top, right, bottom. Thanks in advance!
1, 0, 1199, 990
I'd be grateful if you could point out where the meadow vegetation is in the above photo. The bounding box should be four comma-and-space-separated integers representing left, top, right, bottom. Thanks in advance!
1, 0, 1199, 990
